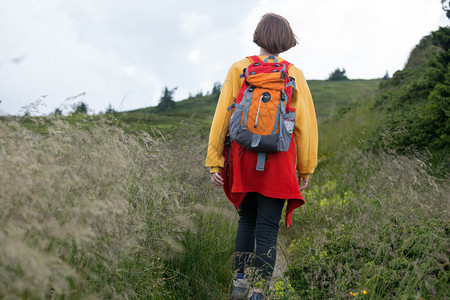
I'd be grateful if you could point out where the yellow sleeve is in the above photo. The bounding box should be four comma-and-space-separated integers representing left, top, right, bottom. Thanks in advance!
205, 58, 250, 173
289, 67, 318, 178
205, 65, 239, 173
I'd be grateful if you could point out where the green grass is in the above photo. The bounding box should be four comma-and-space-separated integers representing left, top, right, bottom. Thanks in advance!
281, 93, 449, 299
123, 93, 219, 135
164, 209, 237, 299
308, 79, 381, 122
1, 76, 448, 299
125, 79, 381, 126
117, 112, 212, 136
128, 93, 220, 117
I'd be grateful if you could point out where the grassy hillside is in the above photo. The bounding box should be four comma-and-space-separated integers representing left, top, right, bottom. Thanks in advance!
1, 92, 447, 299
128, 93, 220, 116
128, 79, 381, 121
308, 79, 380, 122
372, 27, 449, 156
119, 79, 380, 134
0, 28, 448, 299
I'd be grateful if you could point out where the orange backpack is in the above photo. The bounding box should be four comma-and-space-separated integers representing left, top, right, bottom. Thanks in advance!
228, 55, 296, 171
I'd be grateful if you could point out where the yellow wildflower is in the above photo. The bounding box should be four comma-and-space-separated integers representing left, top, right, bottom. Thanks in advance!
362, 290, 368, 295
350, 291, 358, 296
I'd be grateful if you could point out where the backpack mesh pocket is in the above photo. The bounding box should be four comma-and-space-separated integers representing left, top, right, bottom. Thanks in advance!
278, 111, 295, 151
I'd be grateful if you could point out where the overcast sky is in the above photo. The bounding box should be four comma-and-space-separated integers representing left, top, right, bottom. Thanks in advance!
0, 0, 448, 115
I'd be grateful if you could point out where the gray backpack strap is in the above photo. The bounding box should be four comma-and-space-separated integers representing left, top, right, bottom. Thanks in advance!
227, 103, 236, 111
241, 86, 255, 129
224, 136, 231, 177
286, 79, 296, 90
263, 55, 278, 63
256, 152, 267, 171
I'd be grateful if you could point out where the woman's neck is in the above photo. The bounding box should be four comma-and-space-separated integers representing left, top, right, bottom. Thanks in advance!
259, 48, 279, 57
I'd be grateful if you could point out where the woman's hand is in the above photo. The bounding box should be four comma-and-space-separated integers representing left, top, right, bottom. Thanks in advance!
210, 173, 224, 188
298, 176, 309, 191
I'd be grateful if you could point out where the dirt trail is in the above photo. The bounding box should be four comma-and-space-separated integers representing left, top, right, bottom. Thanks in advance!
274, 235, 289, 278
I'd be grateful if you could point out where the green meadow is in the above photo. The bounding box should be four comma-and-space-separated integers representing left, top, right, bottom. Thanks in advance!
93, 78, 381, 136
0, 27, 448, 299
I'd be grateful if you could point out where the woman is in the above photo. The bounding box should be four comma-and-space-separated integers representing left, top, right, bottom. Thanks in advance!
205, 13, 318, 300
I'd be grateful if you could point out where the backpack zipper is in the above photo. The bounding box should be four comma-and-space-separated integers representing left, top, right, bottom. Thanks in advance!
254, 95, 263, 128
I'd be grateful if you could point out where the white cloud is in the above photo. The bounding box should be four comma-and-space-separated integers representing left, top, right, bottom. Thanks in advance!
187, 49, 201, 62
0, 0, 448, 115
257, 0, 449, 79
180, 12, 212, 36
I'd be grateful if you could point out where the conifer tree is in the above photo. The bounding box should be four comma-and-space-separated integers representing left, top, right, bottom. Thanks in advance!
327, 68, 349, 81
156, 87, 177, 112
74, 102, 88, 114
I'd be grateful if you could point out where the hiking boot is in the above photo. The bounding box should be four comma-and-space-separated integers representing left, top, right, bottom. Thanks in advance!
249, 291, 264, 300
230, 274, 249, 300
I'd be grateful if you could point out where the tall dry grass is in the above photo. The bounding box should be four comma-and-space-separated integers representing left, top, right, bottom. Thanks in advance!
1, 111, 448, 299
0, 117, 224, 299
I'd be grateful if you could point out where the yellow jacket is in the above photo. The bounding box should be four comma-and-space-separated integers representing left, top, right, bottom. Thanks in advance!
205, 56, 318, 178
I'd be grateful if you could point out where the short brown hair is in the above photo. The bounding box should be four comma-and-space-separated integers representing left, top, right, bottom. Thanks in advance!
253, 13, 298, 54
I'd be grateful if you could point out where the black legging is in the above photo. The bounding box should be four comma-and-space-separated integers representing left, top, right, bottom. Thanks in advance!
234, 192, 285, 280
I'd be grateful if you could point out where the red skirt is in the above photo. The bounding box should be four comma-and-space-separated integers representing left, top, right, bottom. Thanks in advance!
221, 138, 304, 227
